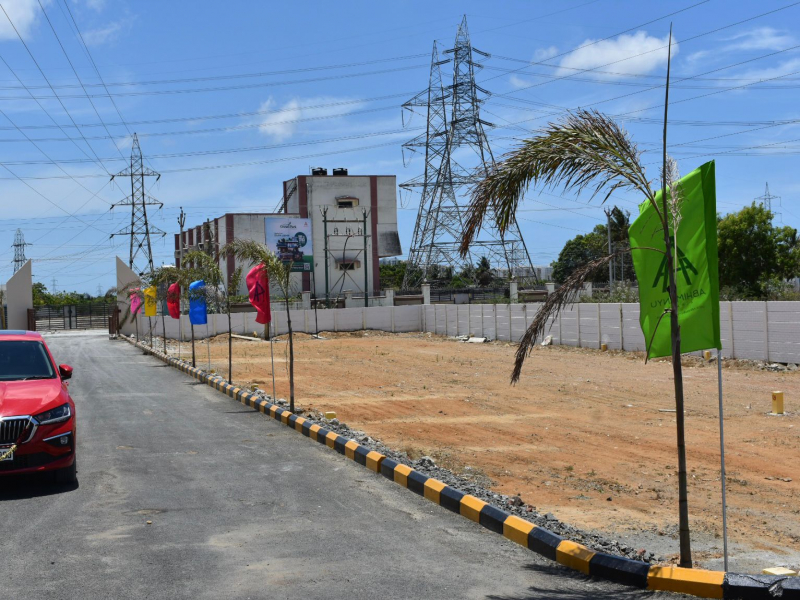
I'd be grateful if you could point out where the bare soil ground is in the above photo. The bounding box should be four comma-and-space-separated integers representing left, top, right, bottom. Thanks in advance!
171, 331, 799, 569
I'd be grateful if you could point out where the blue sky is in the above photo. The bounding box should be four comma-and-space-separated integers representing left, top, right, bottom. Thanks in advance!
1, 0, 799, 293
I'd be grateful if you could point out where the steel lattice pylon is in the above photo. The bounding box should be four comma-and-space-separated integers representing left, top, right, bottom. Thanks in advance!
110, 133, 165, 277
401, 16, 536, 289
12, 228, 28, 273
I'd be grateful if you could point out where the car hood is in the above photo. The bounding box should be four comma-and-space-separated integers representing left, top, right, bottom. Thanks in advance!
0, 379, 65, 417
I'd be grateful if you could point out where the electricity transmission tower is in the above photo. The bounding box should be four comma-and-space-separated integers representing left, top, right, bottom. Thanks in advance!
400, 16, 535, 289
12, 228, 29, 273
110, 133, 164, 277
755, 182, 780, 213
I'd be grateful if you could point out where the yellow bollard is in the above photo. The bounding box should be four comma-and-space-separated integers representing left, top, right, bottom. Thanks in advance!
772, 391, 784, 415
703, 350, 712, 361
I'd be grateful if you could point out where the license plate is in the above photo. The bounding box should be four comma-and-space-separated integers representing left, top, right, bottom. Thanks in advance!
0, 447, 13, 462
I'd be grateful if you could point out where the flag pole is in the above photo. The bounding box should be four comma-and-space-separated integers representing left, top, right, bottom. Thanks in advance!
269, 319, 276, 401
206, 322, 211, 372
717, 347, 729, 570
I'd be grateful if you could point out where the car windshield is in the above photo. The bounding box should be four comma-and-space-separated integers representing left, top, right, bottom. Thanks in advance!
0, 340, 56, 381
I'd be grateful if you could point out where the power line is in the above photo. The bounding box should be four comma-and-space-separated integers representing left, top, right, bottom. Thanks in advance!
480, 0, 712, 85
0, 92, 411, 132
494, 2, 800, 107
0, 3, 110, 173
0, 52, 429, 92
35, 0, 127, 162
0, 62, 427, 101
0, 126, 425, 166
0, 106, 114, 205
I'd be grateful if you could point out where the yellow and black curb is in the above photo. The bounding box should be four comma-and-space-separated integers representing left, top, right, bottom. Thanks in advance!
124, 337, 799, 600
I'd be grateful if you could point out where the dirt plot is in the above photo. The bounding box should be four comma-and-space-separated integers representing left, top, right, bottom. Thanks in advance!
178, 331, 799, 565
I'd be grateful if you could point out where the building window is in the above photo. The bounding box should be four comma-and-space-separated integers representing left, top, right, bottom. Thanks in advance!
336, 196, 359, 208
336, 260, 360, 271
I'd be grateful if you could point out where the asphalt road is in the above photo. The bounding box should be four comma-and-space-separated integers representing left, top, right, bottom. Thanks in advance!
1, 331, 667, 600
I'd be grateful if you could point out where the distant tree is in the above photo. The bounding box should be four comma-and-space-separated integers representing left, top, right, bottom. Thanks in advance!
550, 206, 632, 284
379, 260, 406, 290
717, 202, 800, 297
32, 282, 49, 306
475, 256, 493, 286
551, 226, 608, 283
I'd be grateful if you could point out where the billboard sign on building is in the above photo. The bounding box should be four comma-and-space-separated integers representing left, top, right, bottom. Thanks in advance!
264, 217, 313, 272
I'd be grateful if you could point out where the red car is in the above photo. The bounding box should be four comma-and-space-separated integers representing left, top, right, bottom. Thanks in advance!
0, 331, 77, 484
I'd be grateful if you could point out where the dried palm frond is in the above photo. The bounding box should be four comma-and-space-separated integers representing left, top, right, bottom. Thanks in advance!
512, 251, 620, 384
461, 109, 657, 257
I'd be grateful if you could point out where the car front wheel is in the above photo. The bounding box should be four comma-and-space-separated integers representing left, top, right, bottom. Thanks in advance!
54, 457, 77, 484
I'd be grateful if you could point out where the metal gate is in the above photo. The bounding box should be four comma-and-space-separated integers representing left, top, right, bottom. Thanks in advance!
34, 304, 115, 331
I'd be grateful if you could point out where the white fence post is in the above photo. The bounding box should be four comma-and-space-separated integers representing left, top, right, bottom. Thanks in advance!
597, 303, 601, 349
764, 301, 770, 363
728, 301, 735, 359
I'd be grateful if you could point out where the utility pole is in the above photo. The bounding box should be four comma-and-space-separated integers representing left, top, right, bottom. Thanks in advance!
363, 208, 369, 308
110, 133, 165, 278
178, 207, 186, 268
604, 208, 613, 289
178, 207, 193, 365
12, 229, 29, 274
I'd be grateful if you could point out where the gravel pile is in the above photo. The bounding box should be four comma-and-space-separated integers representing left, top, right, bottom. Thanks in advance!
251, 390, 663, 564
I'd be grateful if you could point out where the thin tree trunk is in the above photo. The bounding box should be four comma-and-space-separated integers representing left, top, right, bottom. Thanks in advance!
227, 307, 233, 382
162, 314, 167, 355
285, 303, 294, 413
661, 25, 692, 568
191, 323, 196, 367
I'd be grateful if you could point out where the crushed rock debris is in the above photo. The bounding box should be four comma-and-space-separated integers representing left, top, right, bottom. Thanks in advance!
247, 387, 662, 564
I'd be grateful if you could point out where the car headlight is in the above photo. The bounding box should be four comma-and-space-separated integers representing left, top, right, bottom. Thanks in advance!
35, 404, 71, 425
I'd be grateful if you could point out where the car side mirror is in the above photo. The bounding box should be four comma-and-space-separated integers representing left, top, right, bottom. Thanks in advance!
59, 364, 73, 380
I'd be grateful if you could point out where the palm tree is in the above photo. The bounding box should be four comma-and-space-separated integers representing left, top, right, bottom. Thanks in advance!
223, 239, 297, 413
182, 250, 242, 382
461, 108, 692, 567
147, 264, 200, 366
142, 266, 181, 355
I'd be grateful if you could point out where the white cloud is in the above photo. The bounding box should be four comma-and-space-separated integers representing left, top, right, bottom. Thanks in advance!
725, 27, 795, 51
733, 57, 800, 84
83, 0, 107, 11
82, 20, 122, 45
508, 74, 531, 89
256, 96, 366, 141
0, 0, 43, 41
686, 50, 709, 65
533, 46, 558, 62
556, 31, 677, 79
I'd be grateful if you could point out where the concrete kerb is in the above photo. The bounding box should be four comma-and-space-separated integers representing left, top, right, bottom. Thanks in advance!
123, 336, 799, 600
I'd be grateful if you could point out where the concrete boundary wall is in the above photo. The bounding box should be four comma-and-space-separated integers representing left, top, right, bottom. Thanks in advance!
140, 304, 423, 341
422, 301, 800, 363
141, 300, 800, 363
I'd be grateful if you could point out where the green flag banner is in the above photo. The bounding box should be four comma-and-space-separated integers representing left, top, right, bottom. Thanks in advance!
628, 160, 721, 359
